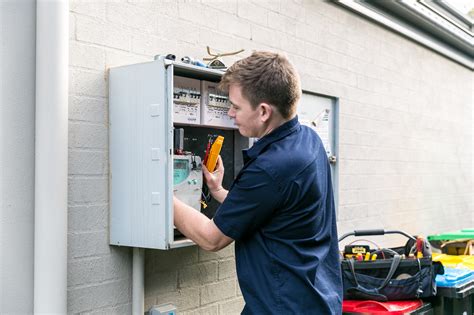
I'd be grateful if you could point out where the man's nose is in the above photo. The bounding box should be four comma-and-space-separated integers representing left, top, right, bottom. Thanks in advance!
227, 107, 235, 118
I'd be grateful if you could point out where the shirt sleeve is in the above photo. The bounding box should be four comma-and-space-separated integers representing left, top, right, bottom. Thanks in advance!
213, 165, 282, 241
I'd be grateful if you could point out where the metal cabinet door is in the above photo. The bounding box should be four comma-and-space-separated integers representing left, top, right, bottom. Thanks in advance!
110, 59, 172, 249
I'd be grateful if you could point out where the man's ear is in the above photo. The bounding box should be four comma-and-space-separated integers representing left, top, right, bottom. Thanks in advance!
259, 103, 273, 122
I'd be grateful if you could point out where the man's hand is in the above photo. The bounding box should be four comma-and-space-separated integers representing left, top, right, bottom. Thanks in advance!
203, 155, 228, 203
203, 155, 224, 191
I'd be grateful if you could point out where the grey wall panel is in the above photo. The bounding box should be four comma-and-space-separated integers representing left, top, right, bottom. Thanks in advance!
0, 0, 36, 313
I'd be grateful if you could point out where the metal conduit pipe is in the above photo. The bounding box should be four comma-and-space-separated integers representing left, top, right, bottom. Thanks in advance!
133, 248, 145, 315
34, 0, 68, 313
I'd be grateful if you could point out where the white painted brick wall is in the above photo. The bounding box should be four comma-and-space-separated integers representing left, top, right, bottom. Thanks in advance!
69, 204, 108, 232
183, 304, 219, 315
68, 0, 472, 313
76, 15, 131, 51
69, 96, 107, 123
218, 298, 246, 315
200, 279, 236, 306
155, 287, 200, 311
218, 258, 236, 280
237, 1, 269, 26
70, 69, 107, 97
179, 262, 219, 288
70, 42, 105, 71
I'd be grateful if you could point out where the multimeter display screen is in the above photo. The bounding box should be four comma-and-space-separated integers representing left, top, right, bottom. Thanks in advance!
174, 160, 188, 170
173, 160, 189, 185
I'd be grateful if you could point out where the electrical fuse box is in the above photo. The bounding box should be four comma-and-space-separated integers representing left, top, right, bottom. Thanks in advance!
109, 56, 249, 250
201, 81, 235, 128
173, 76, 201, 125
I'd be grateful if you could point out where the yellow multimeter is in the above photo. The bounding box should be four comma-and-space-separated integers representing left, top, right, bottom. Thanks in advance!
206, 136, 224, 172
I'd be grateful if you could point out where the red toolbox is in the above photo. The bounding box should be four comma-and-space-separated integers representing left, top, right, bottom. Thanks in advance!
343, 300, 433, 315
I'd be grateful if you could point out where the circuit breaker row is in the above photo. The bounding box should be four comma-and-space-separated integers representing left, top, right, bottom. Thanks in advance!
173, 76, 235, 129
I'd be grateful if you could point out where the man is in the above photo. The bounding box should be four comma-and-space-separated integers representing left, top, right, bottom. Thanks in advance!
174, 51, 342, 314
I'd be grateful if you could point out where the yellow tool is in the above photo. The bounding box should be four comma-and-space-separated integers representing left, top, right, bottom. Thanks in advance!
206, 136, 224, 172
371, 254, 377, 261
364, 253, 371, 261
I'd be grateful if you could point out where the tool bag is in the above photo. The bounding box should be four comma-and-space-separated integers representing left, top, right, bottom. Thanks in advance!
339, 229, 444, 302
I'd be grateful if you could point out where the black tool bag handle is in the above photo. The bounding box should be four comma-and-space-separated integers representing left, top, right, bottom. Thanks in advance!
345, 254, 405, 301
339, 229, 416, 242
347, 254, 402, 291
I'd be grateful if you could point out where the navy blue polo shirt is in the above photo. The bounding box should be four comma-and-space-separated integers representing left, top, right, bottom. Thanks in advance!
213, 116, 343, 314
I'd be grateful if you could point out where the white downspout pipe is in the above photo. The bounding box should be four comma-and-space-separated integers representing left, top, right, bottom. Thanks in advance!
133, 248, 145, 315
34, 0, 68, 313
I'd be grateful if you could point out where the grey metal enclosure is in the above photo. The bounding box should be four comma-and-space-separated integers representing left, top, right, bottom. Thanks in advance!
109, 57, 250, 249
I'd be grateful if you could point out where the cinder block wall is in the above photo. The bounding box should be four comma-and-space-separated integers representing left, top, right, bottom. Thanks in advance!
68, 0, 472, 313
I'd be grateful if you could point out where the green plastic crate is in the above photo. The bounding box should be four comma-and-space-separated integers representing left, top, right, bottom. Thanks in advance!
428, 229, 474, 241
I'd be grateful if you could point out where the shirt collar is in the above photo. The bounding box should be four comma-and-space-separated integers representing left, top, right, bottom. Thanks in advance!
243, 116, 300, 162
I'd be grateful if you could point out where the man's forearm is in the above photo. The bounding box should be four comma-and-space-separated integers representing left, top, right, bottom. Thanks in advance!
173, 196, 232, 251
